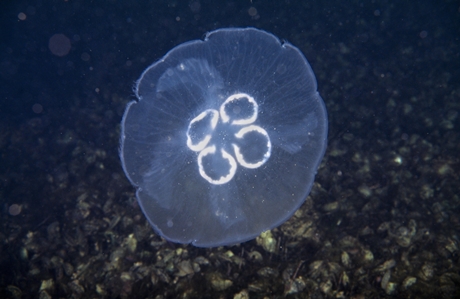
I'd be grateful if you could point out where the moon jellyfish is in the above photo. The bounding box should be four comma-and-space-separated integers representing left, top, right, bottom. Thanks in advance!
120, 28, 328, 247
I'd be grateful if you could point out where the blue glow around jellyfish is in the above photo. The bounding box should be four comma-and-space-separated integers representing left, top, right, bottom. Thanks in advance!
120, 28, 328, 247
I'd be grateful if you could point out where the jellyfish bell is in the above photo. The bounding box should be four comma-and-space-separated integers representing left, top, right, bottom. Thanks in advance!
120, 27, 328, 247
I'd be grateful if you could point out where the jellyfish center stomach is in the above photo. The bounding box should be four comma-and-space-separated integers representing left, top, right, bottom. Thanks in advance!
186, 92, 271, 185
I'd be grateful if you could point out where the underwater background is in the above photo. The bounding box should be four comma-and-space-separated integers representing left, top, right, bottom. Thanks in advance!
1, 0, 459, 298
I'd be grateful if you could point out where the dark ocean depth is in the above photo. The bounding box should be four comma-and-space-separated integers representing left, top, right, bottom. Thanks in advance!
1, 0, 459, 298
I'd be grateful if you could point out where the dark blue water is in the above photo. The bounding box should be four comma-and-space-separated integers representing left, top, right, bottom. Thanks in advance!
1, 1, 459, 298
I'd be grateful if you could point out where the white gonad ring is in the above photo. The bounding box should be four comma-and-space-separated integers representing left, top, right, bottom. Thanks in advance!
197, 146, 238, 185
186, 109, 219, 152
220, 93, 258, 125
233, 125, 271, 169
186, 92, 271, 185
